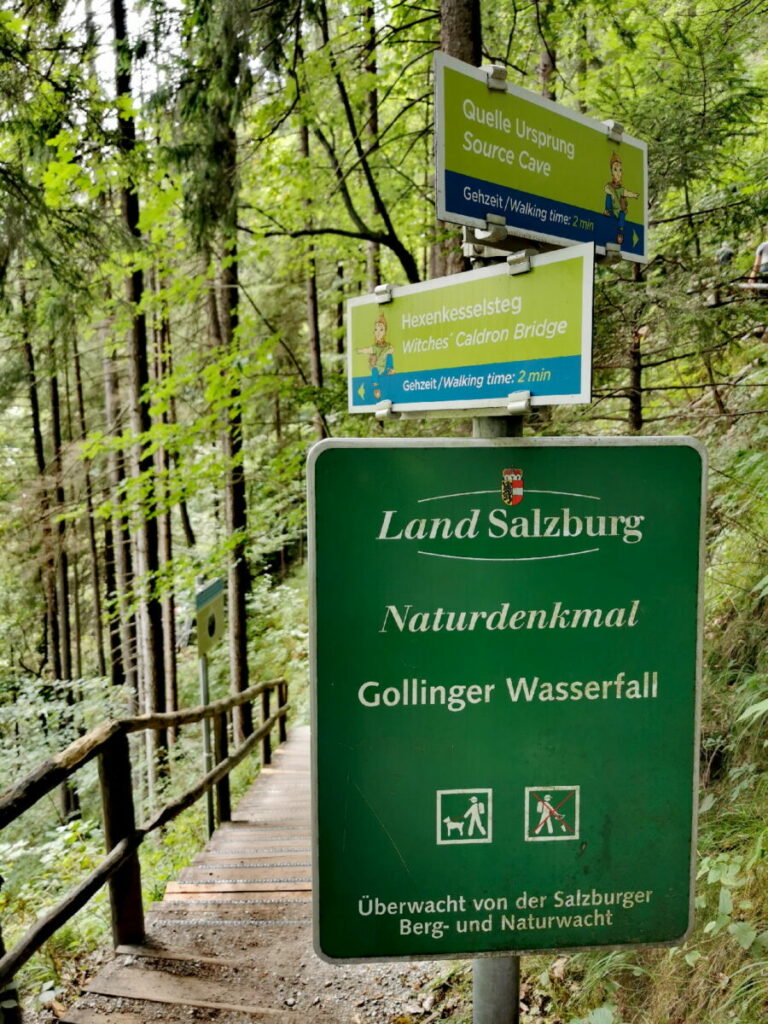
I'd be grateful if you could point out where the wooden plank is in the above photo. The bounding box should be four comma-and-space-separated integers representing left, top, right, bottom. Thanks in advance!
205, 832, 310, 840
204, 837, 311, 848
85, 964, 288, 1016
191, 854, 311, 866
178, 866, 311, 881
155, 892, 311, 905
198, 848, 311, 858
64, 998, 329, 1024
115, 944, 258, 966
165, 881, 312, 894
148, 898, 311, 919
216, 822, 310, 829
64, 1008, 174, 1024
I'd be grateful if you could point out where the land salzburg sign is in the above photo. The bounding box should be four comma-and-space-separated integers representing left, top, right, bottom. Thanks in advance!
435, 53, 648, 261
309, 438, 704, 961
347, 245, 593, 414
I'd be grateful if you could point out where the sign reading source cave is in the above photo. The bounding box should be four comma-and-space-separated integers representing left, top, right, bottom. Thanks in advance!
435, 53, 648, 261
309, 438, 704, 961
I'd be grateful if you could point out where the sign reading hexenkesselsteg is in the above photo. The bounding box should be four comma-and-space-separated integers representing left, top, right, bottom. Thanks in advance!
347, 245, 593, 414
309, 437, 704, 962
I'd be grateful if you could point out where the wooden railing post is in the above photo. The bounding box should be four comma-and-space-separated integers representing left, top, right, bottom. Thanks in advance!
261, 686, 272, 766
98, 730, 144, 947
213, 711, 231, 825
0, 876, 21, 1024
278, 681, 288, 744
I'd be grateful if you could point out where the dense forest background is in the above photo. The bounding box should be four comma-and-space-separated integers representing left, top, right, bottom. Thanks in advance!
0, 0, 766, 1021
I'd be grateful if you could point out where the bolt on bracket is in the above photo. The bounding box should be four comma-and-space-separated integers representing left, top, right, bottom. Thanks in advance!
506, 249, 537, 275
483, 64, 508, 90
603, 119, 624, 144
374, 399, 399, 421
506, 390, 532, 415
475, 213, 509, 245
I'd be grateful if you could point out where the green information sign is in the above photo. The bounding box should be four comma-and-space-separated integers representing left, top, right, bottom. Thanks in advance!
348, 245, 593, 413
435, 53, 648, 261
196, 577, 226, 657
309, 438, 704, 961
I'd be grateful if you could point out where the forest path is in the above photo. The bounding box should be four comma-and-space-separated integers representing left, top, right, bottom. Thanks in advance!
60, 726, 441, 1024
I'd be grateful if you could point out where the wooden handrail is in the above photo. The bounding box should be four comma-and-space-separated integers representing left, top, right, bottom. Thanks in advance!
0, 679, 283, 831
0, 681, 289, 989
0, 721, 124, 832
121, 678, 285, 733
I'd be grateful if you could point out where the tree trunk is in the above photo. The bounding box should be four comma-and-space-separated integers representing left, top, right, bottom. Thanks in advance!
73, 332, 107, 677
48, 338, 72, 683
364, 5, 381, 291
153, 275, 178, 739
433, 0, 481, 277
535, 0, 557, 100
102, 518, 123, 687
335, 262, 345, 360
628, 328, 643, 433
111, 0, 166, 762
440, 0, 481, 64
48, 337, 80, 820
102, 350, 136, 697
300, 123, 327, 440
222, 242, 253, 741
21, 307, 57, 678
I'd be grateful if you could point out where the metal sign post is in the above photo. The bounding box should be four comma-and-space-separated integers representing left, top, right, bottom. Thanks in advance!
196, 578, 226, 838
472, 415, 522, 1024
309, 438, 704, 963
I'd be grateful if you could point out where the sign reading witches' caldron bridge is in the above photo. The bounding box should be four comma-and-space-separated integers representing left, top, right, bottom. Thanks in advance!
309, 437, 704, 962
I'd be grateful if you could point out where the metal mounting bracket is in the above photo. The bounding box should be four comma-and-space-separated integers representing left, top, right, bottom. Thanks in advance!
603, 119, 624, 144
506, 390, 532, 415
602, 241, 622, 263
483, 64, 508, 91
374, 399, 399, 421
374, 283, 393, 304
506, 250, 536, 276
462, 227, 509, 262
475, 213, 508, 245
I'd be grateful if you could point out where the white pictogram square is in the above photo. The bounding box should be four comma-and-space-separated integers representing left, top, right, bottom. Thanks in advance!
436, 788, 493, 845
524, 786, 580, 841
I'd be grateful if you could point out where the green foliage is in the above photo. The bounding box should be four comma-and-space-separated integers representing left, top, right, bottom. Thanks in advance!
0, 816, 108, 1002
0, 0, 766, 1021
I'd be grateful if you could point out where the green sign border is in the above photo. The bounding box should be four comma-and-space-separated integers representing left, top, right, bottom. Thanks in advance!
308, 437, 705, 963
435, 53, 649, 262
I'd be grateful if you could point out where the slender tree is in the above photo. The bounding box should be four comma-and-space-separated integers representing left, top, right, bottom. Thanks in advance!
110, 0, 167, 759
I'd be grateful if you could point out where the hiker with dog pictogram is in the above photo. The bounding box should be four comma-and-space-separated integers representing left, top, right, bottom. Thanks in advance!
437, 788, 493, 844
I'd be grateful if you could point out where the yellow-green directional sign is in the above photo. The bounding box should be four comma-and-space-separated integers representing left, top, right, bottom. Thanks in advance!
309, 438, 704, 961
435, 53, 648, 261
196, 578, 226, 657
348, 245, 593, 413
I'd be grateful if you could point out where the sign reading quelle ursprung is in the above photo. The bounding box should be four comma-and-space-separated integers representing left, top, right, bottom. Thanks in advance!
348, 244, 593, 413
435, 53, 648, 261
309, 438, 705, 961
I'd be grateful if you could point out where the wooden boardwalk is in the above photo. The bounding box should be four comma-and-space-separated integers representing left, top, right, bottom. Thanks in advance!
60, 726, 437, 1023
